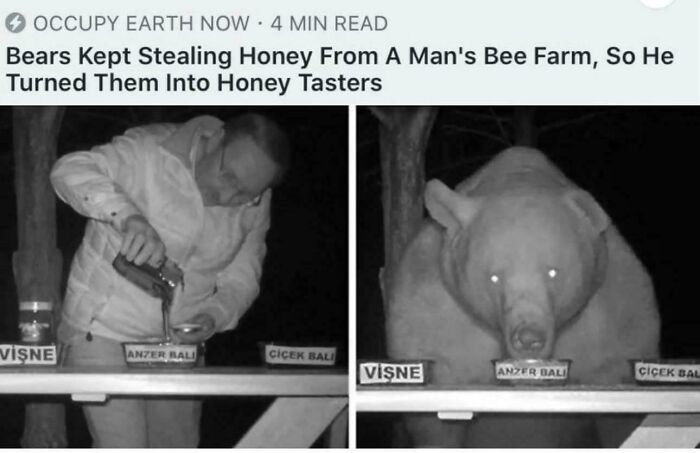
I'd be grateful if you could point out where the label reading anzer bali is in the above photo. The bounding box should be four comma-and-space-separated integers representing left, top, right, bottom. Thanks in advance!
634, 362, 700, 383
0, 344, 57, 366
263, 344, 336, 366
358, 361, 427, 385
495, 362, 568, 380
124, 344, 197, 363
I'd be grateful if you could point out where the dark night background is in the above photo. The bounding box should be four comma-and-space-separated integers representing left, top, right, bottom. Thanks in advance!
357, 106, 699, 447
0, 106, 348, 447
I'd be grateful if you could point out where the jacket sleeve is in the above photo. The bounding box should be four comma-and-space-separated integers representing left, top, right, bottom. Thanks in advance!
50, 127, 156, 231
199, 189, 272, 332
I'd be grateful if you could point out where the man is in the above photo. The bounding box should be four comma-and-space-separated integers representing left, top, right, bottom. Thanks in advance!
50, 113, 290, 447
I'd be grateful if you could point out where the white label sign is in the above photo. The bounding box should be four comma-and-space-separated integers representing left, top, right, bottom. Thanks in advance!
358, 361, 426, 385
263, 344, 336, 366
634, 362, 700, 383
0, 344, 57, 366
494, 362, 568, 380
124, 343, 197, 364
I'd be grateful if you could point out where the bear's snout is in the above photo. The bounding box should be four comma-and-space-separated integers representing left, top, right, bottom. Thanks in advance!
511, 326, 546, 353
505, 322, 553, 359
501, 296, 555, 359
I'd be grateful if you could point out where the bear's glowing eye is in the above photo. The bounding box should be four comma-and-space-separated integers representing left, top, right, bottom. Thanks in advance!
548, 268, 558, 279
490, 274, 500, 284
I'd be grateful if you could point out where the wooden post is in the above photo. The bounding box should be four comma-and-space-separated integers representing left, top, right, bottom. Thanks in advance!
12, 106, 67, 448
236, 397, 348, 448
371, 107, 437, 310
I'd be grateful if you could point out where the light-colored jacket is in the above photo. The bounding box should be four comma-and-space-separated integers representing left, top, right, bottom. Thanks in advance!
51, 115, 270, 342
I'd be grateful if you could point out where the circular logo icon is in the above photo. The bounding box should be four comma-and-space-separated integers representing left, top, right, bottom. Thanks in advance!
639, 0, 675, 9
5, 12, 26, 33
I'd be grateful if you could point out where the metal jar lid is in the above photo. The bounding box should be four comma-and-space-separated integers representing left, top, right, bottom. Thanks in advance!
19, 301, 53, 311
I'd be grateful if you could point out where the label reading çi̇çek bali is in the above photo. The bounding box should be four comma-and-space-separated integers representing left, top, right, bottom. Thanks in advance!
634, 362, 700, 382
263, 344, 337, 366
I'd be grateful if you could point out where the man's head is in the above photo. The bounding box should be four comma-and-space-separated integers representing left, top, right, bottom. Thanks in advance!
195, 113, 290, 207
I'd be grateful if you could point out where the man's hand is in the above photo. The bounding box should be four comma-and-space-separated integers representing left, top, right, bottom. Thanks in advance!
171, 313, 216, 344
121, 214, 166, 266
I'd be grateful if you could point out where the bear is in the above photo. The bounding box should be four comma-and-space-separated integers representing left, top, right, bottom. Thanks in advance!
385, 146, 660, 447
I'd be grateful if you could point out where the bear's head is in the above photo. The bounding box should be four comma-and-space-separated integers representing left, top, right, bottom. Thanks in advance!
425, 179, 609, 359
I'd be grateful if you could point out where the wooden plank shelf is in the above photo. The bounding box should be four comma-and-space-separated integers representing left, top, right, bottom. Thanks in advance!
357, 385, 700, 413
356, 385, 700, 448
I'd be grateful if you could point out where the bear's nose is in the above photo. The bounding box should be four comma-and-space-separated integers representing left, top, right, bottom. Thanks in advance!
511, 327, 546, 352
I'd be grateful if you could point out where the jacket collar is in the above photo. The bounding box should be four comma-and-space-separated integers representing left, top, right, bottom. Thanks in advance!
160, 115, 225, 170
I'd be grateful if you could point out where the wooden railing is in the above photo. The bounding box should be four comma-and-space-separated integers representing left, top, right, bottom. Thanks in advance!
356, 385, 700, 447
0, 366, 348, 448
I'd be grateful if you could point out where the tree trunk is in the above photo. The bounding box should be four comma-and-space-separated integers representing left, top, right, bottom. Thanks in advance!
12, 106, 67, 448
513, 107, 537, 147
371, 107, 437, 309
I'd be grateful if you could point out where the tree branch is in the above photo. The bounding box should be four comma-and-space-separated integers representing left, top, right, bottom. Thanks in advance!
442, 124, 512, 147
453, 109, 510, 124
539, 111, 603, 134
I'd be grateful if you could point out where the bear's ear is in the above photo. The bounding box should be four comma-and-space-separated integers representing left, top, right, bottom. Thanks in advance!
425, 179, 480, 231
564, 189, 610, 234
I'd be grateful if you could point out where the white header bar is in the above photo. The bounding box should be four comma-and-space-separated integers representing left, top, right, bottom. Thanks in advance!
1, 0, 697, 104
